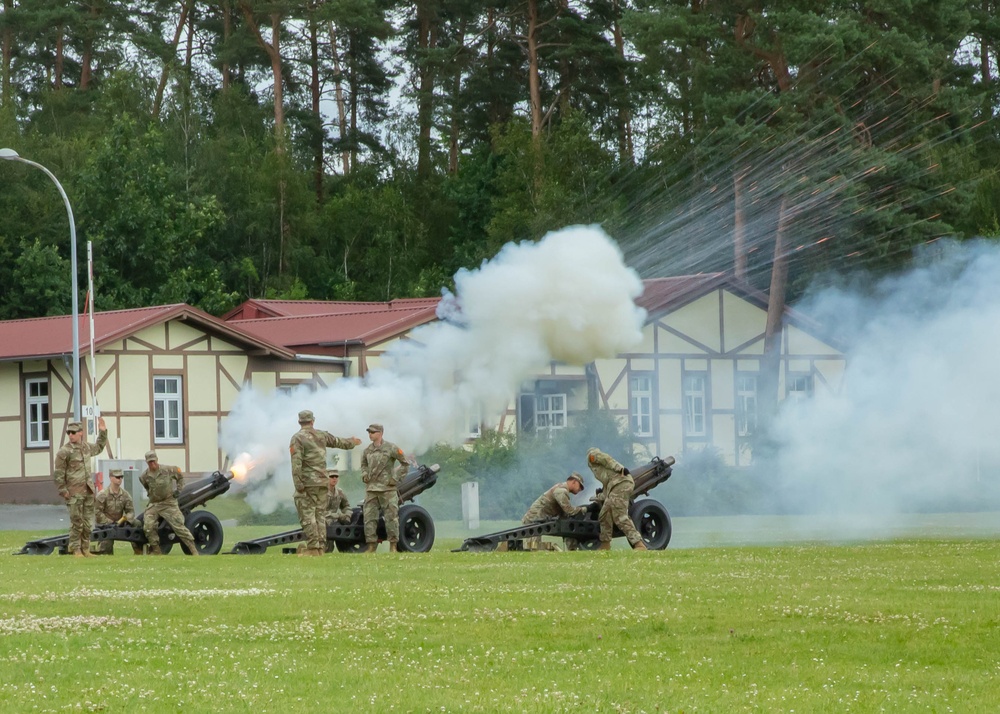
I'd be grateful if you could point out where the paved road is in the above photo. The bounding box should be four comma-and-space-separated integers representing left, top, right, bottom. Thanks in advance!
0, 505, 68, 531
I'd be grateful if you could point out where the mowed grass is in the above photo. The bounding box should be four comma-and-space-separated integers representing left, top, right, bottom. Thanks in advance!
2, 524, 999, 713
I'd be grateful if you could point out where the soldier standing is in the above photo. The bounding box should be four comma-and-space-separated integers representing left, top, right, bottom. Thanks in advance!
360, 423, 410, 553
586, 447, 647, 551
521, 472, 588, 551
53, 417, 108, 558
139, 450, 199, 555
290, 410, 361, 556
93, 468, 142, 555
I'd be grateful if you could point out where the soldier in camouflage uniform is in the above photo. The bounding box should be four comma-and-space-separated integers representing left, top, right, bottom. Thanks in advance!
521, 472, 587, 551
139, 450, 199, 555
360, 423, 410, 553
322, 470, 353, 553
93, 468, 143, 555
586, 447, 647, 551
290, 410, 361, 556
53, 417, 108, 557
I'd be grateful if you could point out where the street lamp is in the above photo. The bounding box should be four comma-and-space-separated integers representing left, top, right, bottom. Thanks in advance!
0, 148, 82, 421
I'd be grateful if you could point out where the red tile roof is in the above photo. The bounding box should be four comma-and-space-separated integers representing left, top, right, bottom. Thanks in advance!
231, 304, 441, 350
0, 304, 294, 361
223, 297, 442, 321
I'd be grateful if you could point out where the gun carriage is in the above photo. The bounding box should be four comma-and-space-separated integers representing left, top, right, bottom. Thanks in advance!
16, 470, 234, 556
229, 463, 440, 555
455, 456, 675, 552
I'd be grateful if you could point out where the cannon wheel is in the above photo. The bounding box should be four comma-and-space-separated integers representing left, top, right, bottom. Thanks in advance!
397, 504, 435, 553
629, 499, 672, 550
181, 510, 225, 555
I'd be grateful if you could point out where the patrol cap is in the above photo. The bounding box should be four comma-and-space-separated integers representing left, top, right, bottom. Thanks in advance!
109, 469, 124, 478
567, 472, 584, 486
144, 450, 158, 462
298, 409, 315, 424
366, 423, 383, 433
326, 469, 340, 478
66, 421, 83, 433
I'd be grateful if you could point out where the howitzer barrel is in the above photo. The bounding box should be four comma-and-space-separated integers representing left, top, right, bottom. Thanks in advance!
397, 463, 440, 503
630, 455, 675, 498
177, 471, 234, 514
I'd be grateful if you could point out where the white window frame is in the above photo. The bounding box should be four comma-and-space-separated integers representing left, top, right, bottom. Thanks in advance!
153, 376, 184, 444
683, 373, 707, 437
736, 373, 758, 437
25, 377, 50, 448
535, 393, 567, 435
786, 373, 814, 404
629, 374, 654, 437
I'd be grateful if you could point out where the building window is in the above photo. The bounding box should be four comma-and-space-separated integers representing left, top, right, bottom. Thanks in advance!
153, 376, 184, 444
467, 408, 482, 440
736, 374, 758, 437
25, 377, 50, 448
786, 373, 814, 403
683, 373, 707, 437
630, 375, 654, 437
535, 393, 567, 434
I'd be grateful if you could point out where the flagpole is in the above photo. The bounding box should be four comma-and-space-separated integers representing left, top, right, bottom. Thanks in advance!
87, 242, 97, 430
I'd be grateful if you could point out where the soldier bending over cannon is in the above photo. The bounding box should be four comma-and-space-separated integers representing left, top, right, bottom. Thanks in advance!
587, 447, 646, 551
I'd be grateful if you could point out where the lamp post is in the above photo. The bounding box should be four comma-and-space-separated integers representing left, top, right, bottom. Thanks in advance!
0, 148, 81, 421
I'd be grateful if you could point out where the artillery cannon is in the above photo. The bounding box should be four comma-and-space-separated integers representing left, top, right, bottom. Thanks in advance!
16, 470, 235, 556
229, 463, 440, 555
455, 456, 675, 552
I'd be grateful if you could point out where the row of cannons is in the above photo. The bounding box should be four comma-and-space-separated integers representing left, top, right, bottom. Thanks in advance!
16, 456, 676, 556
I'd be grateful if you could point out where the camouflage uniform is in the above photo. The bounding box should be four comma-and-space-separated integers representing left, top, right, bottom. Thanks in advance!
53, 424, 108, 555
521, 482, 587, 550
587, 447, 643, 547
361, 435, 409, 545
290, 415, 358, 553
326, 484, 352, 526
94, 476, 141, 555
139, 461, 198, 554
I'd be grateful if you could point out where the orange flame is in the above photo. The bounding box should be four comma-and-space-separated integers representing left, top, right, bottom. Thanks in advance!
229, 453, 256, 483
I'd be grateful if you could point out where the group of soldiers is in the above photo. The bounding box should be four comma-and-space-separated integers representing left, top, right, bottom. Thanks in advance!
53, 417, 200, 556
289, 410, 410, 555
53, 409, 650, 557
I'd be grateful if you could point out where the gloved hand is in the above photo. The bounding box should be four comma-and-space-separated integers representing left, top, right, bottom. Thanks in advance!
173, 490, 182, 500
117, 515, 129, 526
338, 514, 352, 524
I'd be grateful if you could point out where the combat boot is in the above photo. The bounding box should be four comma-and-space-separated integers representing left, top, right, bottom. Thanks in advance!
73, 550, 86, 558
631, 540, 648, 551
148, 544, 163, 555
597, 541, 612, 551
364, 542, 377, 554
388, 541, 398, 553
183, 541, 200, 556
81, 549, 96, 558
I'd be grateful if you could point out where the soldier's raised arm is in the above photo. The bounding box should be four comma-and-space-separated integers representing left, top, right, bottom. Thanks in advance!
87, 417, 109, 456
321, 432, 362, 450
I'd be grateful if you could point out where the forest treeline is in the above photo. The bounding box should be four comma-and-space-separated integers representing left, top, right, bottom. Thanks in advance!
0, 0, 998, 319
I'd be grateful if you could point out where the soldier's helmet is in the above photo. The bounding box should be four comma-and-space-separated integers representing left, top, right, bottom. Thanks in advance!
326, 469, 340, 479
109, 468, 124, 478
567, 472, 584, 486
298, 409, 315, 424
144, 450, 158, 462
366, 423, 383, 433
66, 421, 83, 433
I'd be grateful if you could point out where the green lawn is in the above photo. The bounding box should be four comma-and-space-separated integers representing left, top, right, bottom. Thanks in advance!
2, 522, 999, 713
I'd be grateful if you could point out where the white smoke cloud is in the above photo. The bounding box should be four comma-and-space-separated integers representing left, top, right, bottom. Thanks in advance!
771, 239, 1000, 517
220, 225, 646, 513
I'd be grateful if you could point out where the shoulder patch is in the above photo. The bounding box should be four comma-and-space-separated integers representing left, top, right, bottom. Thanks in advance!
589, 453, 596, 463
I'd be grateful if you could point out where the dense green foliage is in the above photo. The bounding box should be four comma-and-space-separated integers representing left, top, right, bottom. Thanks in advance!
2, 527, 1000, 711
0, 0, 998, 317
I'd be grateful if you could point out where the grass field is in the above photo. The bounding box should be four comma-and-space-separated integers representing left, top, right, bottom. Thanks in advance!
2, 519, 999, 713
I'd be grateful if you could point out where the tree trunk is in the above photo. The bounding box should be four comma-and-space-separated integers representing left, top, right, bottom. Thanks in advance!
308, 10, 323, 201
80, 3, 99, 91
55, 27, 64, 89
221, 0, 231, 90
239, 2, 286, 143
527, 0, 543, 141
733, 168, 748, 281
153, 0, 191, 117
448, 22, 466, 175
328, 22, 350, 174
1, 0, 11, 105
759, 195, 791, 425
611, 0, 634, 163
416, 0, 438, 180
